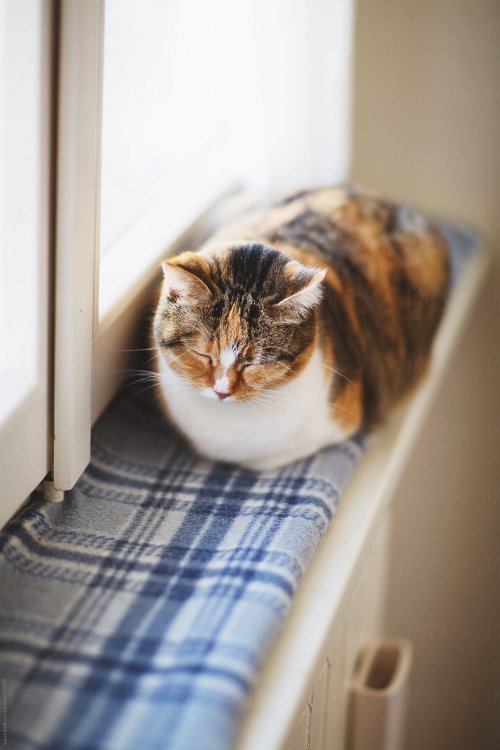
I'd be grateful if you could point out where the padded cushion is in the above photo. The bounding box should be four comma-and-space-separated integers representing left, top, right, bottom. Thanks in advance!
0, 221, 477, 750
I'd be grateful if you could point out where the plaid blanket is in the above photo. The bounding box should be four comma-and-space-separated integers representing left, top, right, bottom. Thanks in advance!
0, 222, 476, 750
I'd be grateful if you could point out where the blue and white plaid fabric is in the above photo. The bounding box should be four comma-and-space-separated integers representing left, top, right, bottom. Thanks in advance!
0, 223, 477, 750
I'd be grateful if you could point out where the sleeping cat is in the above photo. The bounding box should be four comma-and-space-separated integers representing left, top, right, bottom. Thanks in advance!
152, 186, 450, 470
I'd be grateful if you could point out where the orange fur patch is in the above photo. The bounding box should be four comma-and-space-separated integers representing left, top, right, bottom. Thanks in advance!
331, 380, 363, 432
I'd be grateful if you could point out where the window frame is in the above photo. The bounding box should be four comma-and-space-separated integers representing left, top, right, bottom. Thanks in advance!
53, 0, 104, 491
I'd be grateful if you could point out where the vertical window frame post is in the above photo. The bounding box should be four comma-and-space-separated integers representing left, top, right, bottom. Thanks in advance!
53, 0, 104, 491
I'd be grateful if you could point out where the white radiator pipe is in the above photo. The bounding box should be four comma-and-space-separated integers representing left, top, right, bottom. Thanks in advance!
347, 638, 414, 750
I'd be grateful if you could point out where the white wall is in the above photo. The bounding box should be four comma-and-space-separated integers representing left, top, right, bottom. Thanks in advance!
351, 1, 500, 747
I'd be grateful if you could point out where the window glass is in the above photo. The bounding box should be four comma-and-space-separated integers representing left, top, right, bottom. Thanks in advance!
98, 0, 353, 322
99, 0, 262, 319
0, 0, 41, 423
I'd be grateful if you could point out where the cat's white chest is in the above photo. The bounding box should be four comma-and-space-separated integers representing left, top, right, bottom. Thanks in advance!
156, 346, 348, 470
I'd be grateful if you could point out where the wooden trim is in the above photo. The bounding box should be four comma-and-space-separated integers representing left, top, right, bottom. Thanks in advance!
53, 0, 104, 490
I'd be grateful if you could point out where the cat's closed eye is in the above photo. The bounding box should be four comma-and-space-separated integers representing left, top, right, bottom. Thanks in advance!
191, 350, 212, 363
163, 338, 183, 349
243, 361, 290, 386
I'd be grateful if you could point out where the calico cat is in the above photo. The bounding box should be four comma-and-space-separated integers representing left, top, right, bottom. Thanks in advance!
152, 186, 450, 470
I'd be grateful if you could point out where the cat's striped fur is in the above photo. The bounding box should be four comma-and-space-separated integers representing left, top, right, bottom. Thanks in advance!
152, 186, 450, 469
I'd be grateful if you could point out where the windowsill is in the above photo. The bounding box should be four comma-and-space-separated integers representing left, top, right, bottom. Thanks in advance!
235, 231, 490, 750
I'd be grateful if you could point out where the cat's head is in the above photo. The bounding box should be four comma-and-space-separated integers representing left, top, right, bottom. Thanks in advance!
153, 243, 325, 402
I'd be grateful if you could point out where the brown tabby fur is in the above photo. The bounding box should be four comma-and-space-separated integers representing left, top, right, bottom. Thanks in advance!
153, 186, 450, 441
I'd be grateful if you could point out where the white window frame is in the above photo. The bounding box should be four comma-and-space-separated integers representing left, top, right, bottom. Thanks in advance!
53, 0, 104, 490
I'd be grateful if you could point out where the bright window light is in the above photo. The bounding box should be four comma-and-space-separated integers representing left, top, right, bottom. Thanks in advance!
0, 0, 41, 424
98, 0, 354, 324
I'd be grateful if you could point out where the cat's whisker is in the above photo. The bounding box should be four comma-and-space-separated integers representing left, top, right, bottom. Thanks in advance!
245, 396, 269, 412
331, 402, 354, 420
250, 394, 286, 409
154, 372, 197, 395
165, 351, 191, 366
261, 385, 290, 399
250, 392, 286, 409
127, 371, 163, 382
137, 352, 160, 367
126, 377, 162, 389
171, 316, 212, 342
115, 360, 158, 373
161, 388, 193, 396
132, 382, 166, 399
127, 375, 156, 384
320, 362, 354, 386
119, 346, 157, 353
256, 391, 287, 405
123, 369, 159, 380
252, 397, 274, 408
124, 367, 166, 386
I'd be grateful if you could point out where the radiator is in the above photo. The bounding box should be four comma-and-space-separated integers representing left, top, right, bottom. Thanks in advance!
287, 514, 391, 750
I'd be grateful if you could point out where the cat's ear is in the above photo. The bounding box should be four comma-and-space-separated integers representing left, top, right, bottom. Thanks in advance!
273, 261, 326, 319
161, 254, 213, 305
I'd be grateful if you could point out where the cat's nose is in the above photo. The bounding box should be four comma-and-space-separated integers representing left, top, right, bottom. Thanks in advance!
214, 390, 231, 400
